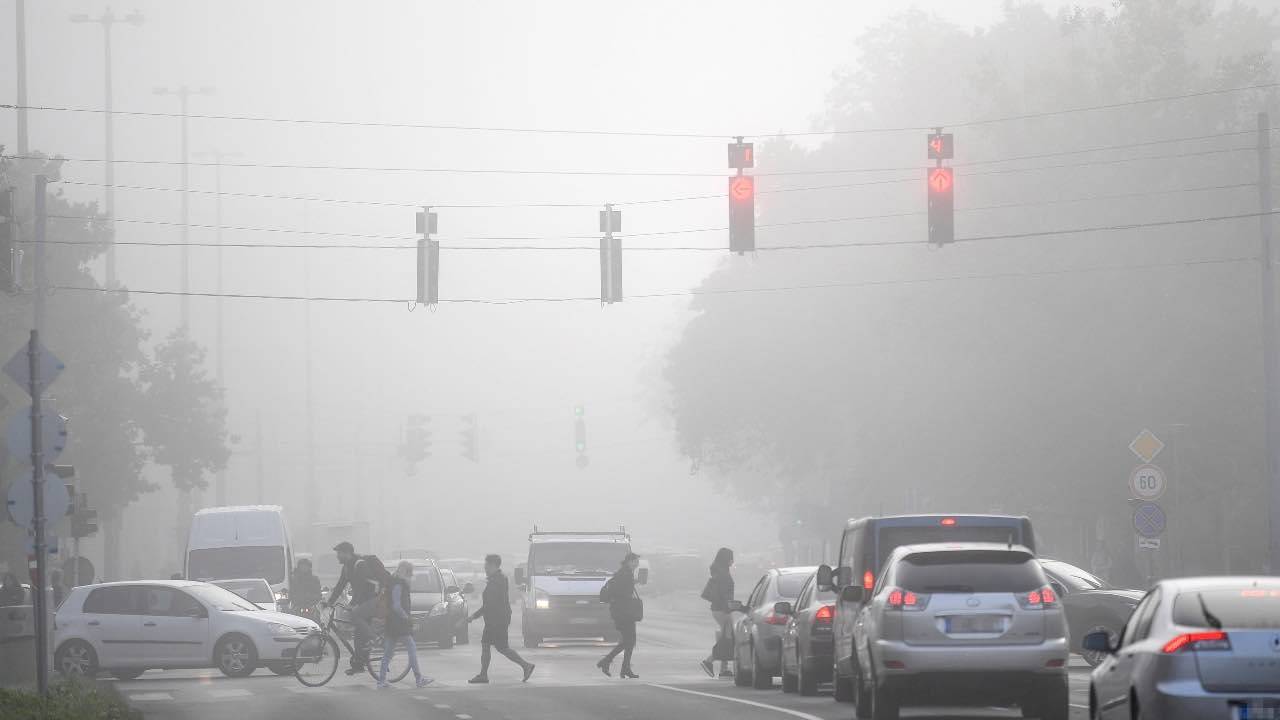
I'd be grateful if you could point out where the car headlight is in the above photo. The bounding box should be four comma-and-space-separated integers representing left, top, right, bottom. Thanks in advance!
267, 622, 296, 635
429, 603, 448, 617
534, 589, 550, 610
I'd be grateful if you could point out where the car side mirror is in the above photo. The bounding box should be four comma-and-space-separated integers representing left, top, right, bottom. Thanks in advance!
773, 601, 793, 616
835, 566, 853, 588
636, 568, 649, 585
463, 583, 475, 595
514, 568, 526, 585
816, 565, 833, 590
1082, 630, 1116, 654
840, 585, 865, 604
445, 585, 461, 595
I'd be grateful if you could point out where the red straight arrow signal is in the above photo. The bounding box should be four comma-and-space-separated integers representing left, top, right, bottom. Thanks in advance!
928, 167, 953, 193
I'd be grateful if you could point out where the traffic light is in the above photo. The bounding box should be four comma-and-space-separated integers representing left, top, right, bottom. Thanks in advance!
416, 209, 439, 306
728, 175, 755, 254
71, 493, 98, 538
574, 405, 588, 469
598, 207, 622, 304
1, 187, 15, 292
401, 414, 432, 474
927, 167, 954, 246
927, 132, 954, 160
460, 414, 480, 463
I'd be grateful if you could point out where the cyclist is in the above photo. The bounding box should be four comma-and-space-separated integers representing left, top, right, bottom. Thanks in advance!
323, 541, 390, 675
290, 558, 322, 613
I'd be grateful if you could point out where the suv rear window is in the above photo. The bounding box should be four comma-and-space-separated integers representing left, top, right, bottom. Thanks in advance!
878, 526, 1024, 570
896, 551, 1044, 594
1172, 589, 1280, 629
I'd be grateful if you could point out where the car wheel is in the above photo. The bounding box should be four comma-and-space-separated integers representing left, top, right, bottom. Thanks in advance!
110, 668, 145, 680
798, 654, 819, 696
1080, 624, 1119, 667
781, 656, 798, 694
55, 640, 98, 678
751, 644, 772, 689
852, 657, 872, 718
456, 621, 470, 645
215, 634, 258, 678
522, 632, 541, 648
833, 659, 854, 702
733, 643, 752, 687
438, 629, 454, 649
871, 667, 899, 720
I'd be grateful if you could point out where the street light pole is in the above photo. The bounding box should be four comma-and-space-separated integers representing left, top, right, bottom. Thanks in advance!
15, 0, 29, 155
153, 85, 213, 330
70, 8, 144, 288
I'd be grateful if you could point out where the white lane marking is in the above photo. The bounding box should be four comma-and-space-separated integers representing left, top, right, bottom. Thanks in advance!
434, 704, 452, 710
648, 684, 824, 720
208, 689, 253, 698
457, 715, 473, 719
127, 692, 174, 701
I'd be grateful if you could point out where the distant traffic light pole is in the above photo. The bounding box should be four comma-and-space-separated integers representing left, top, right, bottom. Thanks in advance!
728, 137, 755, 253
927, 128, 955, 246
70, 8, 144, 288
599, 205, 622, 304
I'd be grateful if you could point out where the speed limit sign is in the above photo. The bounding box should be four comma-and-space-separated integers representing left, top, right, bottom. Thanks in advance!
1129, 464, 1167, 501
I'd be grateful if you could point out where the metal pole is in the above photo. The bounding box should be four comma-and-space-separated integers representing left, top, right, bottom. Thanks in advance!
180, 88, 191, 329
15, 0, 28, 155
34, 175, 47, 332
103, 16, 116, 287
29, 330, 49, 696
1260, 112, 1280, 573
255, 411, 264, 504
303, 222, 315, 535
214, 157, 226, 505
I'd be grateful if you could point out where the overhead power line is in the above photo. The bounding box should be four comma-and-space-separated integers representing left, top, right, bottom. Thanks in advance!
5, 80, 1278, 138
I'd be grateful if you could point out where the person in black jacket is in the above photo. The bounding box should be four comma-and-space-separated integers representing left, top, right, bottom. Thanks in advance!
324, 542, 390, 674
597, 552, 642, 679
700, 547, 736, 678
466, 554, 535, 684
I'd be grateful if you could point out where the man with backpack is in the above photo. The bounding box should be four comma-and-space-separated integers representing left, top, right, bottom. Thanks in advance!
324, 541, 391, 674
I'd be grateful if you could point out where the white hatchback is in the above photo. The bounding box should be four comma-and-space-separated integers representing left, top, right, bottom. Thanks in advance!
54, 580, 318, 679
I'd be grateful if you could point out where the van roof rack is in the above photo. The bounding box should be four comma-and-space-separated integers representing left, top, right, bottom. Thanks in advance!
529, 524, 629, 541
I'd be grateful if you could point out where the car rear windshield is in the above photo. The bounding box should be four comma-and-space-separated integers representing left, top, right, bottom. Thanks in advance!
1172, 589, 1280, 629
409, 567, 442, 593
777, 574, 811, 598
896, 551, 1044, 594
878, 525, 1024, 570
188, 546, 285, 584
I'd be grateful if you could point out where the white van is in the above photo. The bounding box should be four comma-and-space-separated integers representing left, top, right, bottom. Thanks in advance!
185, 506, 293, 604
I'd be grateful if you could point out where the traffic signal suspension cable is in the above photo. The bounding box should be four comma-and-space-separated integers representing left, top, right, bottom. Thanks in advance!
6, 78, 1280, 138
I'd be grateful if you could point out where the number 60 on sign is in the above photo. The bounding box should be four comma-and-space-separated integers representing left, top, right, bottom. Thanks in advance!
1129, 465, 1167, 501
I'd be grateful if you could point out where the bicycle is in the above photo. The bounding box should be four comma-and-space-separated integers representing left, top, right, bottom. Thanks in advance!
293, 603, 411, 687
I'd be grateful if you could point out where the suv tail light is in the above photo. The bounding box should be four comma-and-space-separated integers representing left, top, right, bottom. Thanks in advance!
814, 604, 834, 624
885, 588, 929, 611
1017, 585, 1059, 609
1163, 631, 1231, 654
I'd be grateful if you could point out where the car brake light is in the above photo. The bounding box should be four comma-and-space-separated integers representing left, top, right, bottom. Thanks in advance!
764, 612, 790, 626
1019, 585, 1059, 609
814, 605, 834, 623
862, 571, 874, 590
940, 517, 957, 526
1163, 631, 1231, 654
885, 587, 928, 611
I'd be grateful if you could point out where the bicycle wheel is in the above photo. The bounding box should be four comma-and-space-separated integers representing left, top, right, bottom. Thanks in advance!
366, 634, 412, 683
293, 633, 340, 687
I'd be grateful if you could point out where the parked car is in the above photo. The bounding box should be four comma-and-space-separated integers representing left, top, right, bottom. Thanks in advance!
385, 559, 471, 649
820, 513, 1038, 703
849, 543, 1068, 720
1039, 559, 1141, 666
1087, 576, 1280, 720
438, 568, 473, 645
210, 578, 279, 612
53, 580, 318, 679
732, 566, 816, 689
778, 571, 837, 695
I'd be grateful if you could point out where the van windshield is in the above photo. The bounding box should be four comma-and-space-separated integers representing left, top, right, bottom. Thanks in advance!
877, 524, 1025, 570
530, 543, 631, 576
188, 546, 286, 584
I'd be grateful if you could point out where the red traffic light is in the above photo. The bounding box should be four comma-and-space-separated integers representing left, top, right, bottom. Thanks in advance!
928, 167, 953, 193
730, 175, 755, 202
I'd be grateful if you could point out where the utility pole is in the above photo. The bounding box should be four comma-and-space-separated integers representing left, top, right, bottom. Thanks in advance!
14, 0, 28, 155
70, 8, 144, 288
255, 411, 264, 504
31, 174, 49, 694
194, 149, 240, 505
153, 85, 213, 329
1259, 112, 1280, 573
303, 206, 316, 540
34, 174, 47, 332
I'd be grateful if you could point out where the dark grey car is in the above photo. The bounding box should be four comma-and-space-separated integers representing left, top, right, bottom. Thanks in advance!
732, 566, 816, 689
779, 572, 837, 695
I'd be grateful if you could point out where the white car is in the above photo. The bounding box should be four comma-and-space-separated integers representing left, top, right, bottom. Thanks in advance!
54, 580, 318, 679
211, 578, 279, 612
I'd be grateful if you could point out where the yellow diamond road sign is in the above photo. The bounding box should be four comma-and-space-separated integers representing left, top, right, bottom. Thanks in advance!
1130, 429, 1165, 464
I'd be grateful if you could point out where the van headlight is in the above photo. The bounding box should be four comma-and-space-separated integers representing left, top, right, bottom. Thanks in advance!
534, 589, 550, 610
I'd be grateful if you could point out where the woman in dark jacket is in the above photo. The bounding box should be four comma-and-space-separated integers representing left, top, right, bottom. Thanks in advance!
378, 561, 433, 689
700, 547, 735, 678
597, 552, 642, 679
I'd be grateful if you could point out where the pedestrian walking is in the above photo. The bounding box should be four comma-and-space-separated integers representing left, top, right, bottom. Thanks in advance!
378, 561, 434, 689
324, 541, 391, 674
597, 552, 643, 679
467, 554, 535, 684
699, 547, 736, 678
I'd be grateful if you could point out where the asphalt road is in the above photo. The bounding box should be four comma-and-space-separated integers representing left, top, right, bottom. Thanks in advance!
108, 599, 1093, 720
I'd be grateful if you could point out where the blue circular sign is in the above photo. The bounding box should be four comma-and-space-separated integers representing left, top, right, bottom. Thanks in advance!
1133, 502, 1166, 538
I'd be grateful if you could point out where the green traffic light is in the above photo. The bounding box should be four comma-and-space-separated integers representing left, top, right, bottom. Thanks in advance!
574, 405, 584, 417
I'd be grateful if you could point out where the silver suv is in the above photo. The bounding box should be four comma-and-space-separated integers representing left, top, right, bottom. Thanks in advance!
849, 543, 1068, 720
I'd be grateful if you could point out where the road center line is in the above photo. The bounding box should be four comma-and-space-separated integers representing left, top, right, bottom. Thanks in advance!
648, 684, 825, 720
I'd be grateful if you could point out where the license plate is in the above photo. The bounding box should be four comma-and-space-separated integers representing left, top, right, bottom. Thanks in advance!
1233, 701, 1280, 720
945, 615, 1005, 634
569, 617, 594, 625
